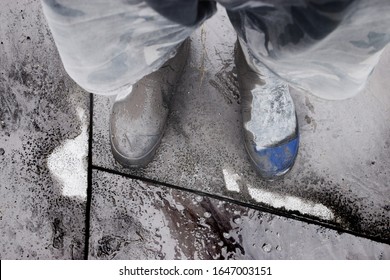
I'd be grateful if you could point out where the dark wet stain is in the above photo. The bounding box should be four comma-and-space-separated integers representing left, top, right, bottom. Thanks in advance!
97, 236, 124, 258
305, 96, 315, 113
305, 115, 312, 124
199, 198, 245, 259
209, 65, 240, 105
69, 239, 83, 260
52, 218, 65, 249
304, 114, 317, 131
163, 192, 246, 259
0, 76, 22, 131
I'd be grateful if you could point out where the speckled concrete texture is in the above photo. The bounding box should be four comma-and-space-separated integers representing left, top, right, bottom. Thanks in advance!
0, 0, 88, 259
89, 170, 390, 260
92, 8, 390, 242
1, 0, 389, 260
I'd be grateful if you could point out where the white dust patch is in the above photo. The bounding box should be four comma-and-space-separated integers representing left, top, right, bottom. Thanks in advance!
222, 169, 241, 193
47, 107, 88, 200
248, 185, 334, 220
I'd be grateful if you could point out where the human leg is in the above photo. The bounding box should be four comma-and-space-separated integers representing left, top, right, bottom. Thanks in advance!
41, 0, 216, 167
234, 41, 299, 179
109, 40, 190, 167
225, 0, 390, 100
40, 0, 202, 95
218, 1, 300, 179
220, 0, 390, 179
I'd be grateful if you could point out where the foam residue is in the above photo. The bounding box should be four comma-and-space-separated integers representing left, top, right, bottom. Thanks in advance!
47, 107, 88, 200
248, 185, 334, 220
222, 169, 241, 192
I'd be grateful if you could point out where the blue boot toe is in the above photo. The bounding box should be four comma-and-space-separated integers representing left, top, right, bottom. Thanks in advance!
246, 130, 299, 180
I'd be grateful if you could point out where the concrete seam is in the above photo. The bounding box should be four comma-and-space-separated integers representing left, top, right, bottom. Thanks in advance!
84, 93, 94, 260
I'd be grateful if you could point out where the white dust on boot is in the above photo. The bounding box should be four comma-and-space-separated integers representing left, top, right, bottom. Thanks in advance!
240, 40, 296, 148
245, 74, 296, 149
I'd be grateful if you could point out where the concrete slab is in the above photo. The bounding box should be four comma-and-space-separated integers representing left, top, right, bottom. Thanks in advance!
92, 8, 390, 242
89, 170, 390, 259
0, 0, 89, 259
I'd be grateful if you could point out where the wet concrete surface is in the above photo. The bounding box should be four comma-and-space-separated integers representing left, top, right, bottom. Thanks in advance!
90, 170, 389, 260
1, 1, 389, 260
0, 0, 88, 259
93, 9, 390, 242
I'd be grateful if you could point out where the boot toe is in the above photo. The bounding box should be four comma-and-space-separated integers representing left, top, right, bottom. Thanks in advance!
110, 131, 162, 167
245, 132, 299, 180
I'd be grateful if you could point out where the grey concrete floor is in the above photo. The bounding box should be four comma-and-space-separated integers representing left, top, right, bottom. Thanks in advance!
1, 0, 389, 259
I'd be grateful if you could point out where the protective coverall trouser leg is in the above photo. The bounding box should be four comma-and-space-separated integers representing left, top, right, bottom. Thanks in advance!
41, 0, 390, 100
